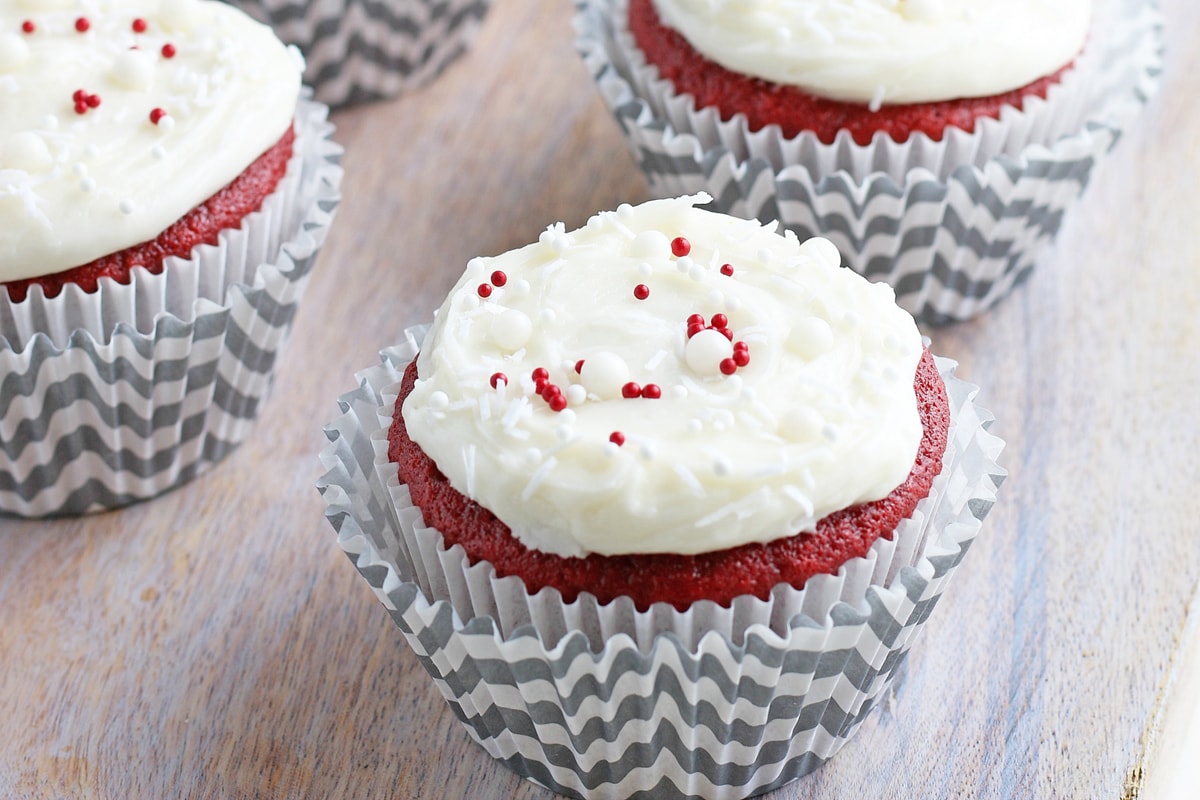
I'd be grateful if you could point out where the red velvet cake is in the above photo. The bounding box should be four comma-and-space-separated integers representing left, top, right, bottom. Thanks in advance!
628, 0, 1074, 145
3, 128, 295, 303
389, 349, 949, 610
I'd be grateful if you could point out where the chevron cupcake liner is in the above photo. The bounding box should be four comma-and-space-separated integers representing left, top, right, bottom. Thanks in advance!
0, 97, 343, 518
228, 0, 493, 108
574, 0, 1163, 325
318, 326, 1006, 800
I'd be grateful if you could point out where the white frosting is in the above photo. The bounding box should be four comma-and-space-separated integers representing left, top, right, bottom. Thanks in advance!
649, 0, 1090, 105
0, 0, 302, 281
404, 195, 926, 558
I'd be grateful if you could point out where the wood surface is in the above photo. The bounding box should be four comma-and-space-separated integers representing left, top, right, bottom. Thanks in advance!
2, 1, 1198, 798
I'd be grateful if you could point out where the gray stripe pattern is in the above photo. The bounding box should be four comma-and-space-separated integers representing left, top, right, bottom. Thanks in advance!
0, 100, 343, 518
318, 341, 1006, 800
226, 0, 492, 108
573, 0, 1163, 325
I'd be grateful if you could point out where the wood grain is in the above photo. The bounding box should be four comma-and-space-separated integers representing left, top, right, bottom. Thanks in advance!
1, 1, 1197, 798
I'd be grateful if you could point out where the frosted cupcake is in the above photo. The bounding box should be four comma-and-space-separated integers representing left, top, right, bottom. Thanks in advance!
0, 0, 342, 516
574, 0, 1163, 323
227, 0, 494, 107
319, 195, 1005, 798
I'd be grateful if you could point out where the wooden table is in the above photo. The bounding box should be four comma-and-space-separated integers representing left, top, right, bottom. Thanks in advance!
3, 1, 1197, 797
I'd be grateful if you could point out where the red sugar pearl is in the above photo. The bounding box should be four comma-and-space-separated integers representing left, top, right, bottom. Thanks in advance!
633, 284, 650, 300
131, 18, 147, 33
541, 383, 561, 400
718, 327, 733, 341
74, 101, 88, 115
74, 16, 90, 32
686, 313, 705, 327
86, 94, 100, 108
531, 367, 549, 382
476, 283, 492, 298
149, 108, 167, 124
621, 382, 642, 399
670, 236, 691, 257
72, 89, 87, 103
733, 350, 750, 367
548, 393, 568, 412
720, 263, 735, 277
489, 372, 507, 389
574, 359, 585, 374
641, 384, 662, 399
710, 313, 728, 329
490, 270, 507, 287
21, 20, 35, 34
161, 42, 176, 58
719, 358, 738, 375
609, 431, 626, 447
686, 322, 705, 339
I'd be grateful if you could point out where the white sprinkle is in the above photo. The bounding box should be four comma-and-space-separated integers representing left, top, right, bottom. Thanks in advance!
603, 441, 619, 458
639, 442, 656, 461
151, 145, 166, 160
511, 279, 531, 296
467, 257, 486, 274
71, 162, 88, 177
782, 485, 815, 518
687, 418, 703, 434
566, 384, 587, 405
558, 408, 577, 425
119, 199, 135, 215
822, 424, 839, 442
707, 290, 723, 307
688, 263, 705, 281
159, 115, 176, 133
42, 114, 57, 130
726, 296, 742, 312
713, 456, 731, 476
616, 203, 634, 219
644, 349, 668, 371
541, 308, 557, 323
637, 261, 652, 277
673, 464, 705, 496
79, 177, 96, 193
462, 445, 477, 497
429, 391, 449, 410
524, 447, 541, 466
757, 248, 772, 264
555, 425, 572, 442
521, 456, 557, 501
671, 385, 688, 400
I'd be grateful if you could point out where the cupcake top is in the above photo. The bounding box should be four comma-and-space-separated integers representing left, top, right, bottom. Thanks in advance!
649, 0, 1090, 106
0, 0, 302, 281
404, 195, 925, 558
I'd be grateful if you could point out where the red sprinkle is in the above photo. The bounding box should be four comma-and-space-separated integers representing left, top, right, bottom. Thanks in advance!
541, 383, 562, 400
609, 431, 626, 447
719, 358, 738, 375
720, 263, 735, 277
670, 236, 691, 257
21, 20, 35, 34
686, 313, 705, 327
72, 89, 87, 103
489, 372, 507, 389
490, 270, 507, 287
710, 313, 728, 329
149, 107, 167, 125
574, 359, 585, 374
641, 384, 662, 399
621, 382, 642, 399
86, 94, 100, 109
161, 42, 176, 58
131, 18, 147, 33
733, 350, 750, 367
548, 394, 568, 412
718, 327, 733, 341
74, 16, 90, 32
476, 283, 492, 298
733, 340, 749, 352
73, 101, 88, 115
535, 376, 550, 394
686, 322, 705, 339
633, 284, 650, 300
531, 367, 549, 382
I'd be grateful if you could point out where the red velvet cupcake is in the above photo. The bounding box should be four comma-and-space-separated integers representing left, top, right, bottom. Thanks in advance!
0, 0, 343, 516
319, 195, 1005, 798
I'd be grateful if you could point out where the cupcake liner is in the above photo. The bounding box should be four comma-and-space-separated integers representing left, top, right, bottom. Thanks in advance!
574, 0, 1164, 325
0, 96, 343, 518
318, 325, 1006, 800
228, 0, 494, 108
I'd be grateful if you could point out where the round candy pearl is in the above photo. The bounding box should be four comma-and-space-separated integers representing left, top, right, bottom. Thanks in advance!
489, 309, 532, 351
579, 351, 629, 399
629, 230, 669, 259
797, 236, 842, 270
0, 33, 31, 74
787, 317, 834, 360
110, 49, 155, 91
685, 328, 734, 377
0, 131, 51, 172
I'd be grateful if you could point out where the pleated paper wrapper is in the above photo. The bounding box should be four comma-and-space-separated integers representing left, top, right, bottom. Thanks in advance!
0, 96, 344, 517
229, 0, 493, 108
574, 0, 1164, 325
318, 325, 1006, 800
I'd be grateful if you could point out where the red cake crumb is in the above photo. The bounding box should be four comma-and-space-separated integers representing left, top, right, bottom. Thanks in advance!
3, 126, 296, 303
388, 348, 951, 611
628, 0, 1069, 145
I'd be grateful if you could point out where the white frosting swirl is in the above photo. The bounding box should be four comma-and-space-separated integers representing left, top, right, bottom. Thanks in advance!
404, 195, 925, 558
0, 0, 301, 281
649, 0, 1090, 105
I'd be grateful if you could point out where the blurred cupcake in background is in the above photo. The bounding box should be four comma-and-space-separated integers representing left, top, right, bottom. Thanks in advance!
226, 0, 494, 107
0, 0, 342, 516
574, 0, 1163, 324
319, 195, 1005, 799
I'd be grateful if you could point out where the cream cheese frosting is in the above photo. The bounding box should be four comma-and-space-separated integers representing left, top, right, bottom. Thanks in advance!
0, 0, 302, 281
649, 0, 1090, 106
403, 195, 925, 558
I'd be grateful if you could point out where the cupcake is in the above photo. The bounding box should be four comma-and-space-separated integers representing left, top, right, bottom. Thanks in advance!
318, 195, 1005, 798
0, 0, 343, 517
574, 0, 1163, 323
226, 0, 494, 108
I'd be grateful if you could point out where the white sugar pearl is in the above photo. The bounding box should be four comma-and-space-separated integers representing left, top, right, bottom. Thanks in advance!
429, 391, 449, 410
0, 132, 51, 172
786, 317, 834, 359
579, 351, 629, 400
713, 457, 731, 477
119, 199, 135, 215
566, 384, 587, 405
630, 230, 669, 259
110, 49, 155, 92
489, 309, 532, 351
685, 328, 733, 376
0, 33, 31, 74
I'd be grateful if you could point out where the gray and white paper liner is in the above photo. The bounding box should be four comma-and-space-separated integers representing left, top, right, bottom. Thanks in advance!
0, 97, 343, 518
228, 0, 493, 108
574, 0, 1163, 325
318, 326, 1006, 800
